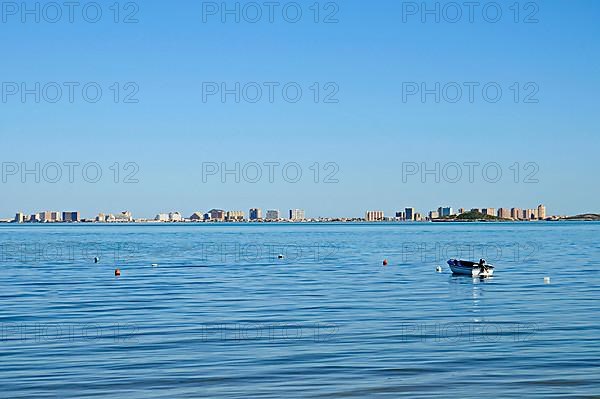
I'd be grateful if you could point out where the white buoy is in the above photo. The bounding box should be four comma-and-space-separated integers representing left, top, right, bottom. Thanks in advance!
436, 266, 443, 273
152, 263, 159, 268
544, 277, 551, 284
278, 254, 285, 259
94, 257, 100, 264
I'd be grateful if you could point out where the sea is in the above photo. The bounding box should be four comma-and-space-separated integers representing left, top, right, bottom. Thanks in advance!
0, 222, 599, 398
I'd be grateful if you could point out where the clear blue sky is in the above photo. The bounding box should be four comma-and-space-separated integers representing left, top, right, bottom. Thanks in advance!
1, 0, 599, 218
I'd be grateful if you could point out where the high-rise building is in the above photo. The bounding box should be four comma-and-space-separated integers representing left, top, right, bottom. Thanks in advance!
405, 208, 415, 221
458, 208, 466, 215
415, 213, 423, 221
37, 211, 61, 222
38, 211, 51, 223
119, 211, 133, 222
266, 210, 280, 221
155, 213, 170, 222
62, 211, 80, 222
208, 209, 225, 221
429, 211, 440, 219
537, 204, 546, 220
189, 212, 204, 222
523, 209, 536, 220
511, 208, 521, 220
169, 212, 183, 222
482, 208, 496, 217
498, 208, 511, 219
438, 207, 453, 218
395, 211, 405, 220
14, 212, 25, 223
365, 211, 384, 221
249, 208, 262, 221
289, 209, 305, 221
226, 211, 244, 222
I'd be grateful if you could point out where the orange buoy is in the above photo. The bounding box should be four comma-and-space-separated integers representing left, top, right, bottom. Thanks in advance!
383, 259, 388, 266
115, 269, 121, 276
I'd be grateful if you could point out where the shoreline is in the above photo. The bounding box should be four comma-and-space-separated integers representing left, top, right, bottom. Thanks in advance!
1, 219, 599, 226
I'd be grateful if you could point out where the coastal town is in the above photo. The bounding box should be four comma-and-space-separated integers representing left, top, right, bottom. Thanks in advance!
4, 204, 597, 224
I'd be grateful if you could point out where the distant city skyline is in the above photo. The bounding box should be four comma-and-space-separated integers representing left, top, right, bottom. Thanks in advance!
1, 165, 595, 219
5, 204, 566, 223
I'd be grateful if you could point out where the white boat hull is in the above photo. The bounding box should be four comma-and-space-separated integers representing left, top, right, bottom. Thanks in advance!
447, 260, 494, 277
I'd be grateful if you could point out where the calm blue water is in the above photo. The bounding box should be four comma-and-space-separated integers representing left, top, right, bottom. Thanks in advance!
1, 222, 599, 398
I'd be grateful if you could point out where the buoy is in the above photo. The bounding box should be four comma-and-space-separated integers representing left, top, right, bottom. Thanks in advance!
94, 257, 100, 264
278, 254, 284, 259
115, 269, 121, 277
544, 277, 551, 284
436, 266, 443, 273
151, 263, 159, 268
383, 259, 388, 266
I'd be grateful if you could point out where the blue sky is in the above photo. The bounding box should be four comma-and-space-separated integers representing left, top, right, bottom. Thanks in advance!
1, 0, 599, 218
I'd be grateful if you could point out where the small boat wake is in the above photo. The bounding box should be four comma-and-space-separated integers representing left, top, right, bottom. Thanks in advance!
447, 259, 494, 278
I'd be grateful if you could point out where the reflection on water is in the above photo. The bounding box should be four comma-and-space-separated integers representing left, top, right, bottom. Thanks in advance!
447, 275, 491, 310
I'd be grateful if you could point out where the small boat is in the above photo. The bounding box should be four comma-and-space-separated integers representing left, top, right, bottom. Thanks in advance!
447, 259, 494, 277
